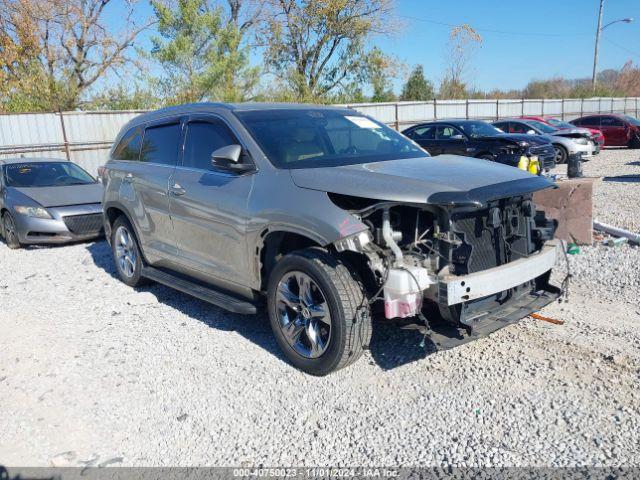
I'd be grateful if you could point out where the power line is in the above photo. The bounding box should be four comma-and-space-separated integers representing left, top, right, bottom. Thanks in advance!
602, 37, 640, 60
400, 15, 591, 37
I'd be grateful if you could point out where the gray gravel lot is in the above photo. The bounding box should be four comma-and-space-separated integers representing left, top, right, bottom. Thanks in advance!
1, 149, 639, 467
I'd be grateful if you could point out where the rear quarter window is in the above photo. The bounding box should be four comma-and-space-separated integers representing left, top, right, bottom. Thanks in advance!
112, 127, 143, 161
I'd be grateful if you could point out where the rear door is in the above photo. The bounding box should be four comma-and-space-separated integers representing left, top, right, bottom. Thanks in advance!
110, 119, 182, 259
406, 125, 438, 155
168, 114, 255, 286
600, 116, 627, 146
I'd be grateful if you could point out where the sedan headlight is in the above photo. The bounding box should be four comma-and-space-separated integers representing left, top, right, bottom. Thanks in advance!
574, 138, 588, 145
517, 141, 530, 148
14, 205, 52, 219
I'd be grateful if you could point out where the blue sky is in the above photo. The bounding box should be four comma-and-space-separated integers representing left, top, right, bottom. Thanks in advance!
115, 0, 640, 93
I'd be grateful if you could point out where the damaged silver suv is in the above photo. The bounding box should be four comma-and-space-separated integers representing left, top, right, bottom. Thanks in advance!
102, 103, 561, 375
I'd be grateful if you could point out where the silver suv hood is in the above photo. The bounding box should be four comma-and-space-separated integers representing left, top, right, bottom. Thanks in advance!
290, 155, 554, 206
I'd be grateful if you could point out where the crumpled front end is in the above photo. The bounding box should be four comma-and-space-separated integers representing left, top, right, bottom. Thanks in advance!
331, 191, 561, 346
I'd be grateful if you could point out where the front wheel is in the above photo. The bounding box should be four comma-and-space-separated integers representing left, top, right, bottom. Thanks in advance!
553, 144, 568, 164
267, 247, 372, 376
628, 133, 640, 149
2, 212, 21, 249
477, 153, 494, 161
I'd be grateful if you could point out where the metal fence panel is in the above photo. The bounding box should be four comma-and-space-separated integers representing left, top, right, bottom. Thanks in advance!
1, 98, 639, 175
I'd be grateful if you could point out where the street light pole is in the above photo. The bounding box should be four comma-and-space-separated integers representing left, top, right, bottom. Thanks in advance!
592, 0, 605, 92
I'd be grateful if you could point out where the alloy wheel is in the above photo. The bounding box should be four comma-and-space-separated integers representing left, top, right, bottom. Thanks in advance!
114, 225, 137, 278
4, 215, 17, 244
275, 271, 332, 359
554, 146, 566, 164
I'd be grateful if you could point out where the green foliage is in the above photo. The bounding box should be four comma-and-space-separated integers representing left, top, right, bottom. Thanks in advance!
400, 65, 433, 101
149, 0, 258, 104
438, 77, 467, 99
87, 85, 161, 110
262, 0, 395, 102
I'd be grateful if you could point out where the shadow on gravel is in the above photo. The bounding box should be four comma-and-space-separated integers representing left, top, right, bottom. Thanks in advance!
368, 318, 437, 370
627, 161, 640, 166
85, 241, 287, 362
603, 174, 640, 183
86, 240, 438, 371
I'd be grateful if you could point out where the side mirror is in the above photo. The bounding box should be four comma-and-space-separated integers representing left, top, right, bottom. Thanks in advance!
211, 144, 253, 172
526, 129, 536, 135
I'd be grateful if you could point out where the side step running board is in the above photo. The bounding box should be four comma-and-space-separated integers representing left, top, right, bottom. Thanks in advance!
141, 266, 257, 315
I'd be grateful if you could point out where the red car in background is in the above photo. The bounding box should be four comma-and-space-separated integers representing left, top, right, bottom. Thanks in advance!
521, 115, 605, 147
569, 114, 640, 148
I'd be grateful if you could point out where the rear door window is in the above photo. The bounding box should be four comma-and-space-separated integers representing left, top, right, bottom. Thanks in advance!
182, 120, 240, 170
112, 127, 143, 161
410, 126, 436, 140
578, 116, 600, 127
140, 122, 182, 166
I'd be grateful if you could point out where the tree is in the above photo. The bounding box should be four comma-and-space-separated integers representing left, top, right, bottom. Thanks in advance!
439, 24, 482, 99
400, 65, 433, 101
364, 47, 399, 102
261, 0, 396, 102
0, 0, 151, 111
150, 0, 259, 103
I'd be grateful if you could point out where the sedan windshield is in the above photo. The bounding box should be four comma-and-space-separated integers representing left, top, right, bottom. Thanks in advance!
234, 109, 427, 169
623, 115, 640, 126
4, 162, 96, 188
450, 121, 503, 138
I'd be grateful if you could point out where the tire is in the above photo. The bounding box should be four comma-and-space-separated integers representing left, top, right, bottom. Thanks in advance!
2, 212, 21, 249
267, 247, 372, 376
477, 153, 494, 161
553, 144, 568, 164
111, 216, 148, 287
629, 133, 640, 149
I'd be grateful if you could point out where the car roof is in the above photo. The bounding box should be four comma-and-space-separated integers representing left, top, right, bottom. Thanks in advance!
127, 102, 352, 126
0, 157, 69, 166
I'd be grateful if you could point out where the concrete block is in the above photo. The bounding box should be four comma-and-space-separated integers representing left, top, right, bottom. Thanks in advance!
533, 178, 595, 245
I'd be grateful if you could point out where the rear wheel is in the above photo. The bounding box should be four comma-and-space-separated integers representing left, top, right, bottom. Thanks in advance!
553, 144, 568, 164
267, 247, 371, 376
2, 212, 21, 249
111, 216, 148, 287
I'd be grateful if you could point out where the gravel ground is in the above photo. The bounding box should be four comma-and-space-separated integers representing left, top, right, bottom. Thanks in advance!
1, 149, 639, 468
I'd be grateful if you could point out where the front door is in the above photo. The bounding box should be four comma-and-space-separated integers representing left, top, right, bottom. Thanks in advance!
169, 115, 255, 286
436, 125, 468, 155
600, 116, 627, 146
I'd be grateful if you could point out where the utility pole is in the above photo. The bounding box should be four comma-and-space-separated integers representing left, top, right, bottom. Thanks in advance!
592, 0, 605, 92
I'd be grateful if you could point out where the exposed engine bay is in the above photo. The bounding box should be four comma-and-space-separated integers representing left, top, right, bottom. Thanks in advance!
331, 193, 562, 346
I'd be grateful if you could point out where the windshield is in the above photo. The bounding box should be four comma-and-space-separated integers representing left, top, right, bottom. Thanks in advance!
546, 119, 575, 129
451, 121, 503, 138
526, 120, 556, 134
4, 162, 96, 188
234, 109, 427, 169
623, 115, 640, 126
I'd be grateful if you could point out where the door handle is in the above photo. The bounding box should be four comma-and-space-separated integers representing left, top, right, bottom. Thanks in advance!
169, 183, 186, 196
123, 173, 135, 183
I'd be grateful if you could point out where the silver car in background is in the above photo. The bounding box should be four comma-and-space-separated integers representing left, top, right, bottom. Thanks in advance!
0, 158, 103, 249
493, 119, 598, 164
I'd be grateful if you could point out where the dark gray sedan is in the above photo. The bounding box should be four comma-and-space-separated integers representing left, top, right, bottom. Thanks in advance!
0, 158, 103, 249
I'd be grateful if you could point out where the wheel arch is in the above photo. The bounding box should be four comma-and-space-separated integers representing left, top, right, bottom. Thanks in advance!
257, 228, 326, 291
